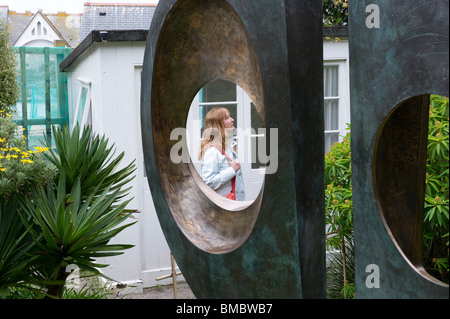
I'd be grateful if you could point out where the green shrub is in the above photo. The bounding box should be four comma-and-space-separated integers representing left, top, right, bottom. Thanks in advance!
0, 20, 19, 113
2, 21, 135, 298
0, 116, 56, 198
325, 126, 354, 299
323, 0, 348, 26
423, 95, 449, 283
1, 21, 57, 297
325, 95, 449, 298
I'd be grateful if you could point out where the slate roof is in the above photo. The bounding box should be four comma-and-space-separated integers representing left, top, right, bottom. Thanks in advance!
3, 10, 81, 47
47, 12, 82, 48
6, 11, 36, 45
1, 3, 157, 48
81, 3, 156, 41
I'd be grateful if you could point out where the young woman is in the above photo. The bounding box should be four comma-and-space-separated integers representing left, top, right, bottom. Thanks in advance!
199, 107, 245, 201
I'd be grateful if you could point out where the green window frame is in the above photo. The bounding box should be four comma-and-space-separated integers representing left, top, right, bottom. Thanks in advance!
13, 46, 72, 148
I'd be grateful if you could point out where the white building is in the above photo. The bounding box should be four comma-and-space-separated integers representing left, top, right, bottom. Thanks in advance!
61, 27, 350, 292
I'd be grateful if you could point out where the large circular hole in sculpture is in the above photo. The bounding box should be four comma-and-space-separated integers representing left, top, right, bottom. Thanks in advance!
374, 94, 449, 285
186, 79, 265, 210
150, 0, 264, 254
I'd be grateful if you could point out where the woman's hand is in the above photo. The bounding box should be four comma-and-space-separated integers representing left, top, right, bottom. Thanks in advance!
229, 159, 241, 172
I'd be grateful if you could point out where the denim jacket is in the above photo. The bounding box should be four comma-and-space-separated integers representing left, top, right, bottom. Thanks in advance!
201, 138, 245, 201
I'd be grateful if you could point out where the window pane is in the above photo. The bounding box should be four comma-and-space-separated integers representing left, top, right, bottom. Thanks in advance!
324, 99, 339, 131
200, 79, 236, 102
26, 125, 47, 148
324, 65, 340, 152
49, 54, 60, 118
26, 53, 45, 119
200, 104, 237, 131
24, 124, 61, 149
76, 87, 89, 125
324, 65, 338, 97
325, 132, 339, 152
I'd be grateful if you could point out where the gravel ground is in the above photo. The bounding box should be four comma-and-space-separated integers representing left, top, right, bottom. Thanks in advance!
118, 282, 196, 299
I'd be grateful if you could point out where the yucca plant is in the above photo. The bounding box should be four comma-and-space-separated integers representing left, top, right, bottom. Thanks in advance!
0, 198, 41, 298
16, 124, 137, 298
43, 124, 136, 203
19, 174, 136, 298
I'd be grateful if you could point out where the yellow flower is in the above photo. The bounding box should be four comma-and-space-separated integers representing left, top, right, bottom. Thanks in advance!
33, 146, 50, 153
21, 159, 34, 164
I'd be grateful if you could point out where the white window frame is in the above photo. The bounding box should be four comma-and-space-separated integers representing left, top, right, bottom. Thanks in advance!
72, 77, 92, 131
323, 59, 350, 151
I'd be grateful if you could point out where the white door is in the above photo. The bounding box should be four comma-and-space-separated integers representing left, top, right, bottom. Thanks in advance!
134, 66, 180, 287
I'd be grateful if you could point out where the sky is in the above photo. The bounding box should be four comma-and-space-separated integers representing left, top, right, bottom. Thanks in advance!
1, 0, 159, 14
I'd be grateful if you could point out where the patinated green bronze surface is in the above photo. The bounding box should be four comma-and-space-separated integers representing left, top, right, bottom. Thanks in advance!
349, 0, 449, 298
141, 0, 324, 298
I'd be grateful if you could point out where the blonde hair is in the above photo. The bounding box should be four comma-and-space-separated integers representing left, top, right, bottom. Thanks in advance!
199, 107, 230, 159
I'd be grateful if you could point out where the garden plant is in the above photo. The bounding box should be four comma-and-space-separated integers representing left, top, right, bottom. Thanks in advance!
322, 0, 348, 26
4, 1, 446, 299
325, 95, 449, 298
1, 124, 137, 299
1, 20, 56, 297
2, 19, 137, 298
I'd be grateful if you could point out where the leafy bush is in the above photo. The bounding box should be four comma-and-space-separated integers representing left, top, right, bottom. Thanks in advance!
0, 115, 56, 198
423, 95, 449, 283
325, 96, 449, 298
1, 19, 55, 198
1, 22, 57, 297
0, 20, 19, 113
0, 119, 55, 297
325, 126, 354, 299
323, 0, 348, 26
1, 19, 137, 298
